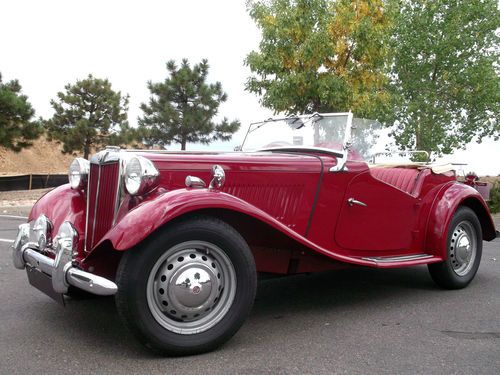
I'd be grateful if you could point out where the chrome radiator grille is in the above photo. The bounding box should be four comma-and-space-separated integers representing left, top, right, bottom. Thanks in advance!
85, 162, 120, 250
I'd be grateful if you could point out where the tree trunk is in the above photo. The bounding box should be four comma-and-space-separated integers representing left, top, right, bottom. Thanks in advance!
181, 138, 186, 151
415, 133, 431, 162
83, 140, 90, 160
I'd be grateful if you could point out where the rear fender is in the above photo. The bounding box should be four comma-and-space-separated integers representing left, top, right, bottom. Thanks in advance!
426, 182, 496, 258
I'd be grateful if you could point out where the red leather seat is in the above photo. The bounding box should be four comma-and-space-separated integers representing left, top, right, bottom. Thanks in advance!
370, 167, 426, 196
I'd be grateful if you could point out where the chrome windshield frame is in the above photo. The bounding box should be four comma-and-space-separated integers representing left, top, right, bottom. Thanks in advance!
240, 112, 353, 171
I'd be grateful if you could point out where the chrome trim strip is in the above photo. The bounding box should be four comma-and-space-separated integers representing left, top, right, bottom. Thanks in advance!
90, 164, 102, 250
84, 164, 91, 252
361, 254, 433, 263
112, 157, 125, 225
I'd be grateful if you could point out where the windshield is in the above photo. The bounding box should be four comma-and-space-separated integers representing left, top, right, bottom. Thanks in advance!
241, 113, 386, 162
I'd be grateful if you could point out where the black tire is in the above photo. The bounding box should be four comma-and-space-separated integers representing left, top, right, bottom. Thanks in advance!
428, 207, 482, 289
115, 216, 257, 356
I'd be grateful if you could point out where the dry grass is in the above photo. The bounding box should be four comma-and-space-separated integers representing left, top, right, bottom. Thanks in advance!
0, 137, 76, 175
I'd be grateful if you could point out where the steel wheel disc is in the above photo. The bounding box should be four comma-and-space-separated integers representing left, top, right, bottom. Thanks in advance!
449, 221, 477, 277
146, 241, 236, 335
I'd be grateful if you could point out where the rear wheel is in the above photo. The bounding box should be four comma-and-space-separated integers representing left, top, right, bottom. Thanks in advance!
428, 207, 482, 289
115, 216, 257, 355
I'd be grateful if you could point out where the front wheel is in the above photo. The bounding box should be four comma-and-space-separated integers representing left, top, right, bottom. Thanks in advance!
115, 216, 257, 355
428, 207, 482, 289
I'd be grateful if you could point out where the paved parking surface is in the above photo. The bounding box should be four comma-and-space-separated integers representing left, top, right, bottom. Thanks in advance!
0, 216, 499, 375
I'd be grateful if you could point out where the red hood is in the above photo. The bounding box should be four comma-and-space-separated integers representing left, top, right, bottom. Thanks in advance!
132, 151, 323, 173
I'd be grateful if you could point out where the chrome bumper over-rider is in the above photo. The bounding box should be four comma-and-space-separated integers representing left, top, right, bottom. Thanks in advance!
12, 219, 117, 298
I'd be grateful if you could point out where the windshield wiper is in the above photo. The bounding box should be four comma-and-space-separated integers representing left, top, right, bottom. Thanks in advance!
248, 112, 323, 133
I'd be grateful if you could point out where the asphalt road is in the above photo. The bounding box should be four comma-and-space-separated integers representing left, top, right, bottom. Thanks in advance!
1, 215, 499, 375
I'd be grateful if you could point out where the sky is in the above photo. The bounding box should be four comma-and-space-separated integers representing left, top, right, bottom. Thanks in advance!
1, 0, 498, 175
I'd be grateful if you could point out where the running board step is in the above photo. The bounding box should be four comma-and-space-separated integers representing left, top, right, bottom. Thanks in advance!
361, 254, 434, 263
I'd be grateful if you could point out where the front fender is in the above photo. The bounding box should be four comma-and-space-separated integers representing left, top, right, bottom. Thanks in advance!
29, 184, 87, 251
98, 188, 300, 251
426, 181, 496, 257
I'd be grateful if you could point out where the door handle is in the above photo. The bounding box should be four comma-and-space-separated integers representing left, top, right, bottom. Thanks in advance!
347, 198, 367, 207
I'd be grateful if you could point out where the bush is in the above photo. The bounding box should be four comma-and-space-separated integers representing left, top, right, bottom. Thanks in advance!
488, 181, 500, 214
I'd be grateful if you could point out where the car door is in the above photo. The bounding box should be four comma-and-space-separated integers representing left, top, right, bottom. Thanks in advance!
334, 171, 419, 252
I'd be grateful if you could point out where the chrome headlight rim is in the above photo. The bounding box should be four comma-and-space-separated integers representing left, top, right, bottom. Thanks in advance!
33, 214, 53, 249
124, 156, 160, 196
68, 157, 90, 190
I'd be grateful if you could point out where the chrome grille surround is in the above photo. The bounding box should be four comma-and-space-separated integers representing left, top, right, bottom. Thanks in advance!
85, 149, 123, 252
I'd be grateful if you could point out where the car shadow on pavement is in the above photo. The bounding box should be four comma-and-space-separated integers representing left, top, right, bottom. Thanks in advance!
254, 265, 437, 314
34, 265, 438, 358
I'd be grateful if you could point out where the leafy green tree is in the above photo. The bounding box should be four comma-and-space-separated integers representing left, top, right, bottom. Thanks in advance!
245, 0, 393, 117
488, 181, 500, 214
390, 0, 500, 158
0, 73, 41, 151
46, 75, 130, 159
139, 59, 240, 150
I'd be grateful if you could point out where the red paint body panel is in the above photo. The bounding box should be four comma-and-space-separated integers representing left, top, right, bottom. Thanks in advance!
335, 171, 419, 251
97, 188, 380, 266
29, 184, 86, 257
425, 181, 496, 256
28, 150, 497, 277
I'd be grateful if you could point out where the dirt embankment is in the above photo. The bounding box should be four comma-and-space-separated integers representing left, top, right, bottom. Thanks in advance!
0, 137, 77, 175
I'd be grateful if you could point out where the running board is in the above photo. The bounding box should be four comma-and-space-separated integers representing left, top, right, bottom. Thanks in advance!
362, 254, 434, 263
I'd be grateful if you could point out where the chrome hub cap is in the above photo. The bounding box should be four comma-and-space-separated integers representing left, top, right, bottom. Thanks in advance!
147, 241, 236, 335
450, 221, 477, 277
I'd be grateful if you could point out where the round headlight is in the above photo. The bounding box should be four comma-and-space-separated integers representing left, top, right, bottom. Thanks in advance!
57, 221, 78, 242
33, 214, 53, 249
124, 156, 159, 196
68, 158, 90, 189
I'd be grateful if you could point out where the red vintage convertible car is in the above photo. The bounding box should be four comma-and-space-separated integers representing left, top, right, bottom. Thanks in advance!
12, 113, 498, 355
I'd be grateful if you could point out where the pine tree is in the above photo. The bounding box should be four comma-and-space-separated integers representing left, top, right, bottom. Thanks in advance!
139, 59, 240, 150
0, 73, 41, 151
46, 75, 130, 159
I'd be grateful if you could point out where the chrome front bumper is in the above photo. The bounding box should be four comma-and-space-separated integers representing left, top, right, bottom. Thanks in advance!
12, 222, 117, 299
